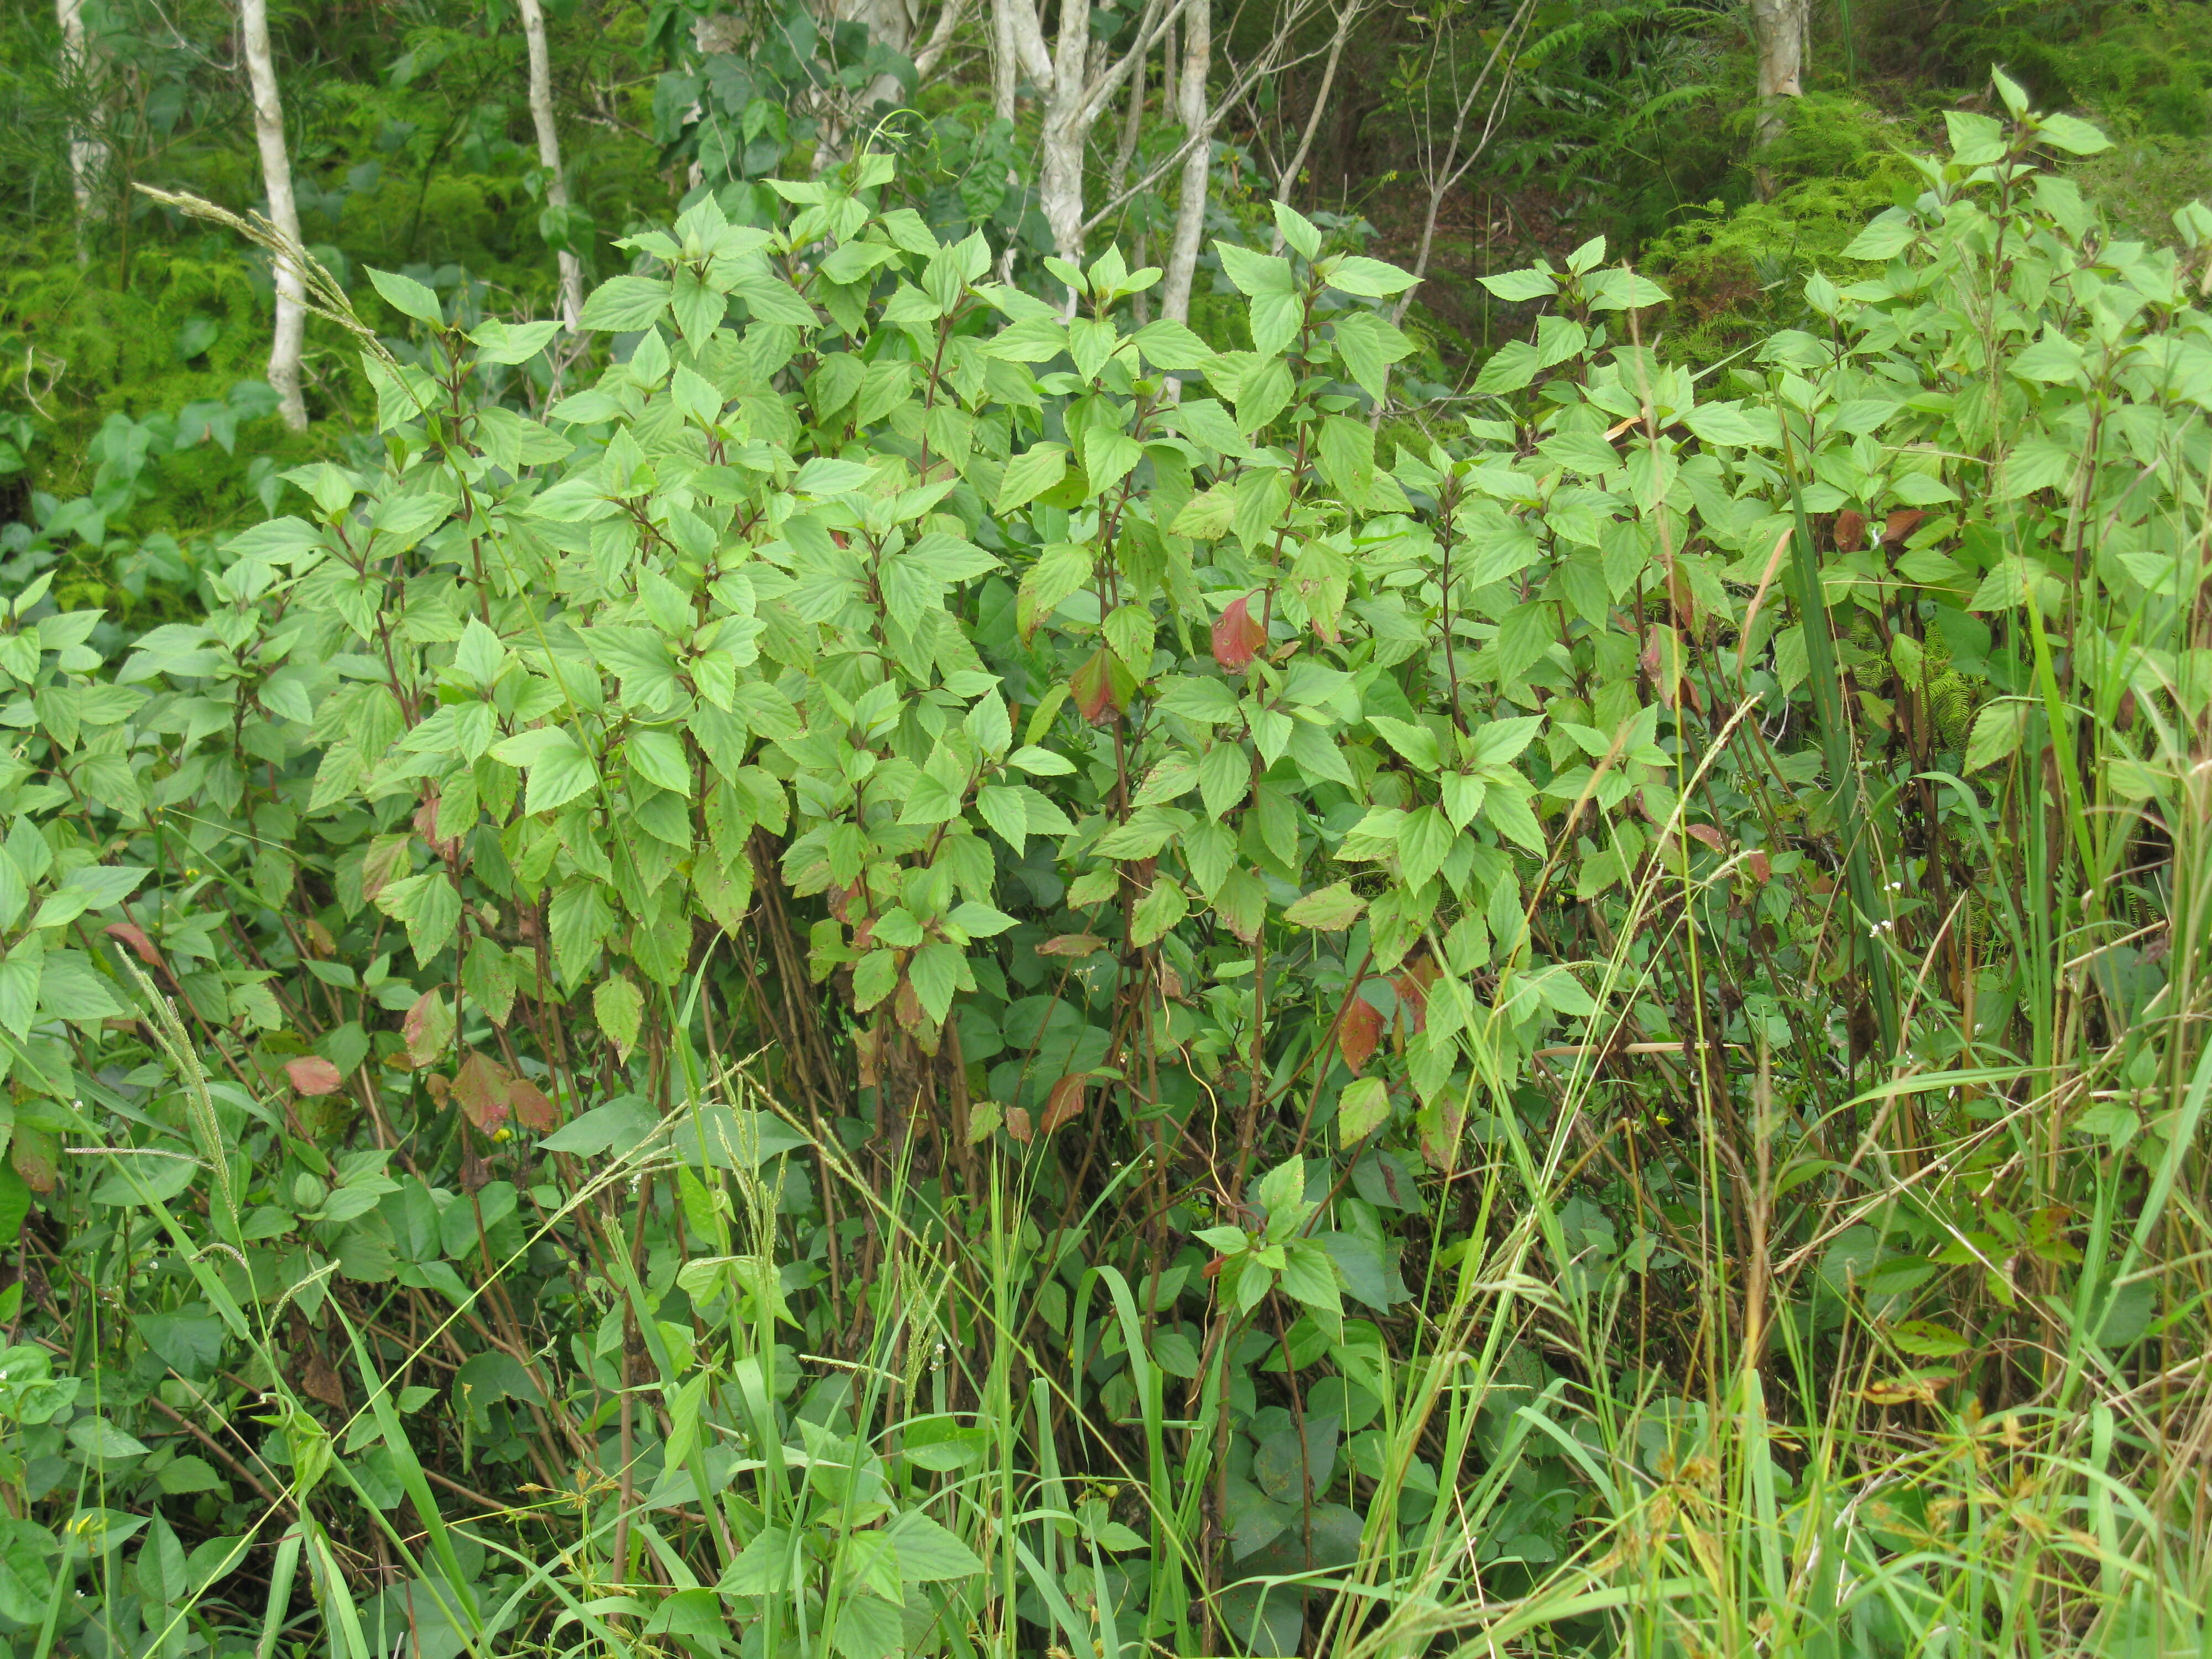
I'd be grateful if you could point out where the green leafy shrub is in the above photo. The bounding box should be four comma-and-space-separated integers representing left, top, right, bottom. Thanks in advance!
0, 87, 2203, 1659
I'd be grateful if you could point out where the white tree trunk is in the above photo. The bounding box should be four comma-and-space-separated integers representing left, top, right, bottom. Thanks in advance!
909, 0, 970, 83
835, 0, 920, 57
240, 0, 307, 430
1036, 0, 1090, 262
1159, 0, 1210, 326
846, 0, 925, 112
1000, 0, 1058, 96
993, 0, 1019, 120
1109, 28, 1149, 210
1008, 0, 1188, 269
517, 0, 584, 331
1159, 13, 1177, 134
56, 0, 108, 262
1749, 0, 1807, 153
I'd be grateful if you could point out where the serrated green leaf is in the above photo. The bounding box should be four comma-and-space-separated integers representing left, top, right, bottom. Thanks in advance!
1337, 1076, 1390, 1141
1326, 255, 1417, 297
1284, 882, 1365, 931
907, 942, 963, 1026
626, 729, 693, 796
594, 978, 644, 1061
580, 274, 674, 331
1130, 878, 1187, 947
368, 267, 445, 327
1964, 701, 2027, 773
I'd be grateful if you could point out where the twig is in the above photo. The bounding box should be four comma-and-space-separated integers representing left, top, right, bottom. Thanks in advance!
1390, 0, 1540, 330
1270, 0, 1363, 222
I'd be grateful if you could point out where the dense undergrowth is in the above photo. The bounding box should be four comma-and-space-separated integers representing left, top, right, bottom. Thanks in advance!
0, 70, 2198, 1659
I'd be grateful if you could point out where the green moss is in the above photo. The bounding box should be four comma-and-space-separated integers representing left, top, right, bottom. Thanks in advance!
1946, 1, 2212, 139
2072, 133, 2212, 240
1640, 97, 1913, 364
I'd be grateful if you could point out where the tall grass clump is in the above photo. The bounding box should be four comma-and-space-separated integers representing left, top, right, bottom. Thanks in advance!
0, 76, 2202, 1659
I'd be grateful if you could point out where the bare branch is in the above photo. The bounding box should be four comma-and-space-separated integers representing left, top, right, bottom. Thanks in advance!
1391, 0, 1540, 328
1081, 9, 1334, 236
999, 0, 1056, 91
912, 0, 973, 80
1271, 0, 1365, 225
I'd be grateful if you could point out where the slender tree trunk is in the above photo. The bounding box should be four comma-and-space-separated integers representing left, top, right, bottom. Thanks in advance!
1160, 13, 1178, 129
853, 0, 974, 116
1109, 30, 1147, 205
1015, 0, 1191, 270
1748, 0, 1807, 189
56, 0, 108, 264
910, 0, 971, 82
240, 0, 307, 430
993, 0, 1020, 121
1159, 0, 1211, 326
811, 0, 916, 169
836, 0, 920, 61
1037, 0, 1092, 262
517, 0, 584, 331
1111, 38, 1147, 312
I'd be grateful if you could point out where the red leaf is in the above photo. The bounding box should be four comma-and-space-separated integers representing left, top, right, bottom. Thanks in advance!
1881, 508, 1925, 547
284, 1056, 344, 1096
103, 922, 162, 967
1211, 594, 1266, 671
414, 792, 461, 861
1394, 957, 1438, 1035
1071, 648, 1129, 724
1833, 509, 1866, 552
361, 833, 412, 906
11, 1130, 56, 1193
1642, 623, 1686, 706
401, 990, 454, 1070
1684, 823, 1728, 852
454, 1050, 512, 1133
301, 1349, 347, 1411
509, 1075, 560, 1133
1004, 1105, 1035, 1143
1418, 1098, 1467, 1173
1041, 1074, 1088, 1133
1746, 849, 1772, 883
1338, 991, 1383, 1076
